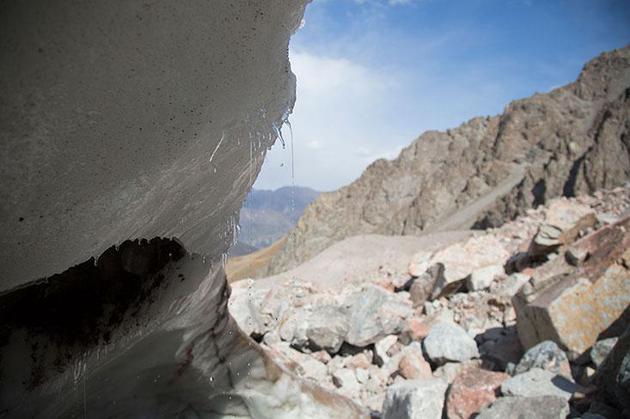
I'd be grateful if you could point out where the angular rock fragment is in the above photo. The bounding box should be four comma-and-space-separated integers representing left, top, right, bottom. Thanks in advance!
409, 269, 439, 307
276, 344, 332, 386
466, 264, 504, 291
476, 395, 569, 419
381, 378, 448, 419
278, 308, 310, 347
513, 218, 630, 353
305, 305, 350, 353
432, 360, 477, 384
514, 340, 572, 378
500, 368, 580, 400
374, 335, 398, 366
515, 265, 630, 354
400, 317, 432, 343
566, 217, 630, 277
492, 272, 530, 298
528, 200, 597, 256
344, 285, 413, 347
427, 235, 510, 299
397, 342, 432, 380
590, 337, 619, 368
423, 322, 479, 366
445, 365, 509, 419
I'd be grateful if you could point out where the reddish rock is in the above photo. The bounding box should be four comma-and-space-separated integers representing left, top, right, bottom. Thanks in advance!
345, 352, 373, 370
375, 276, 396, 292
446, 365, 509, 419
398, 350, 432, 380
404, 317, 431, 341
311, 350, 332, 364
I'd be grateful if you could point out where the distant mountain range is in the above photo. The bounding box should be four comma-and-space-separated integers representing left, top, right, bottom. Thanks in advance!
229, 186, 320, 256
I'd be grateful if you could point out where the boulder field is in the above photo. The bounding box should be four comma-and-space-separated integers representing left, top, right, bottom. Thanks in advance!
230, 186, 630, 418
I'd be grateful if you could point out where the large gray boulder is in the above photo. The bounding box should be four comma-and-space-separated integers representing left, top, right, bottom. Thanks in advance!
343, 285, 413, 347
513, 340, 571, 377
306, 305, 350, 353
476, 396, 569, 419
501, 368, 580, 400
423, 322, 480, 365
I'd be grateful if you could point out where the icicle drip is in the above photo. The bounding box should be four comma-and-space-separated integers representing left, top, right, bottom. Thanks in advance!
272, 121, 286, 149
285, 119, 296, 214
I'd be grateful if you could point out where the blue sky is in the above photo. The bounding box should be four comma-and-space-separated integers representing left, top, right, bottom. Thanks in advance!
255, 0, 630, 191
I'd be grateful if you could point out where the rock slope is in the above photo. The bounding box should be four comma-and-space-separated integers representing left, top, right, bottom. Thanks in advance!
269, 45, 630, 275
231, 186, 630, 417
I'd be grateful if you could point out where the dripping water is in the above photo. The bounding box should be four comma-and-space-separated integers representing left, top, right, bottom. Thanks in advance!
287, 119, 296, 214
274, 116, 296, 214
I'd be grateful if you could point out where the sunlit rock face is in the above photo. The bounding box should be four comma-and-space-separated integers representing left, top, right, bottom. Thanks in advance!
0, 1, 365, 417
268, 46, 630, 275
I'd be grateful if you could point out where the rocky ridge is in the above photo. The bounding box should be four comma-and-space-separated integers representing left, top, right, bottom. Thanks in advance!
268, 45, 630, 275
230, 186, 630, 418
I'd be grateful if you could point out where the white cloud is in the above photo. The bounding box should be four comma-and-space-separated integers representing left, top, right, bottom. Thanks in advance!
255, 50, 407, 191
253, 0, 612, 193
353, 0, 416, 5
354, 146, 372, 157
290, 51, 394, 96
254, 45, 516, 192
306, 140, 323, 150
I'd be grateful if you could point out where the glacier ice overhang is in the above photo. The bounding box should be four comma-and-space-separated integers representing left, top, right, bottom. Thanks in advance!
0, 0, 366, 417
1, 0, 301, 287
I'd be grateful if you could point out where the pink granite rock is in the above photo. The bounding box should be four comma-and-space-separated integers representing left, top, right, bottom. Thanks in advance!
445, 365, 509, 419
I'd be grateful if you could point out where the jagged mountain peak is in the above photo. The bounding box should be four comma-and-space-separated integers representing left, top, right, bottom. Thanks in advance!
268, 45, 630, 275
